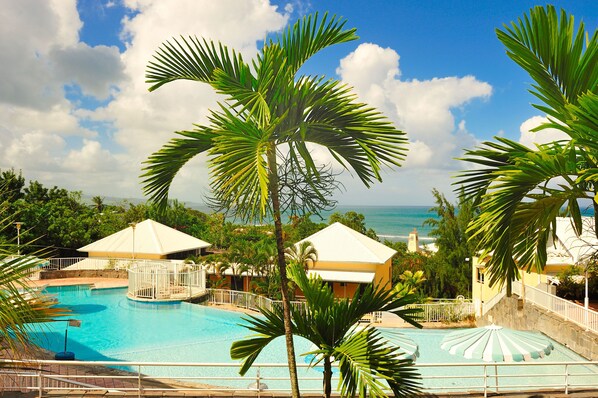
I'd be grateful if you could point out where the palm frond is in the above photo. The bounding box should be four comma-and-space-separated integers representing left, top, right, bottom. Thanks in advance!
280, 13, 358, 74
207, 107, 272, 221
141, 128, 216, 210
460, 139, 590, 289
146, 36, 249, 91
496, 5, 598, 129
335, 328, 421, 398
230, 305, 287, 375
292, 77, 407, 187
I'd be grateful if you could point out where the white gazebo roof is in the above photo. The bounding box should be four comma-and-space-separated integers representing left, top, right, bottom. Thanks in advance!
296, 222, 396, 264
546, 217, 598, 266
78, 219, 211, 256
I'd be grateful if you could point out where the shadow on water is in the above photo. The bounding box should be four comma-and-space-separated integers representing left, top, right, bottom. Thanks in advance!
28, 331, 134, 372
62, 304, 107, 315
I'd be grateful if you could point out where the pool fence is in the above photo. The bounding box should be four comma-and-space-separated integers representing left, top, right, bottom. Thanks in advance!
206, 289, 475, 323
127, 263, 206, 301
1, 359, 597, 397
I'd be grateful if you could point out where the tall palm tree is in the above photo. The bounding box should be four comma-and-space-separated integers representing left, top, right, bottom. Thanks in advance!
141, 13, 408, 396
231, 263, 422, 398
285, 241, 318, 271
457, 5, 597, 294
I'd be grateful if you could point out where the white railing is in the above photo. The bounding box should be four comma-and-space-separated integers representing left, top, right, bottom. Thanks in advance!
513, 281, 598, 333
44, 257, 187, 271
45, 257, 90, 270
208, 289, 474, 323
45, 257, 132, 271
128, 264, 206, 301
407, 301, 475, 323
481, 289, 507, 316
207, 289, 305, 313
1, 359, 597, 397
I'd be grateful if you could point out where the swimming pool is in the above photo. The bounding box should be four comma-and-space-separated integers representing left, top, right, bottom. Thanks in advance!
31, 285, 597, 392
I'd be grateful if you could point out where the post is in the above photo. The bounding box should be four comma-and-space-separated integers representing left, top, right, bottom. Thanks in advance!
129, 222, 137, 261
38, 363, 43, 398
15, 221, 22, 255
584, 268, 589, 327
138, 365, 142, 398
565, 363, 569, 394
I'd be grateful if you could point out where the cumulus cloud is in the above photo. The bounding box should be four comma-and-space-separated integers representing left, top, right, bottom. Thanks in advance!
0, 0, 288, 199
49, 43, 126, 100
101, 0, 288, 199
519, 115, 570, 148
0, 1, 496, 206
337, 43, 491, 171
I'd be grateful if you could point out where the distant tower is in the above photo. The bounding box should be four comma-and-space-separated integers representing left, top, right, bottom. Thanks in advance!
407, 228, 420, 253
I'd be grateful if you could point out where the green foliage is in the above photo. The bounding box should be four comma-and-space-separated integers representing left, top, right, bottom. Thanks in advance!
423, 189, 477, 297
231, 263, 422, 398
385, 190, 477, 299
393, 270, 426, 298
0, 181, 68, 358
329, 211, 379, 241
457, 5, 598, 293
555, 265, 598, 300
285, 214, 326, 242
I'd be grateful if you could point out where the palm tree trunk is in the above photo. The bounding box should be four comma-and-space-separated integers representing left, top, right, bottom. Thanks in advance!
267, 146, 301, 398
323, 356, 332, 398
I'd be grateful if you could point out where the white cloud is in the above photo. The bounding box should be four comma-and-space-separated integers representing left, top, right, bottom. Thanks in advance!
49, 43, 126, 100
0, 0, 288, 200
519, 115, 570, 148
0, 1, 497, 206
331, 43, 492, 204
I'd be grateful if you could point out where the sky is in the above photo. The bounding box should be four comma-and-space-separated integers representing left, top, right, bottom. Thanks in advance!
0, 0, 596, 207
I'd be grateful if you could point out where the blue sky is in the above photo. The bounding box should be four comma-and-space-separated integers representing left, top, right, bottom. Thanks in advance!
0, 1, 596, 207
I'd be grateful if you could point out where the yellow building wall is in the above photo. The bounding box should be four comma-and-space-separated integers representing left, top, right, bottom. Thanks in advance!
331, 282, 359, 299
308, 258, 393, 299
471, 256, 571, 305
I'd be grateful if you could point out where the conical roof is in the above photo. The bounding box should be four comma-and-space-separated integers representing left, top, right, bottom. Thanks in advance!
78, 219, 211, 256
297, 222, 396, 264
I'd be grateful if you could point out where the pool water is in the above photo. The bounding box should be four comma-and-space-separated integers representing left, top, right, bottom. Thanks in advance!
31, 285, 596, 392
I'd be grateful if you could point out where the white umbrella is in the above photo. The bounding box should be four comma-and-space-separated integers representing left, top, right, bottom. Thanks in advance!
441, 324, 553, 362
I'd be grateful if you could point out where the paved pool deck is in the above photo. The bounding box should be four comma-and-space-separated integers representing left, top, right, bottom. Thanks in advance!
27, 277, 129, 289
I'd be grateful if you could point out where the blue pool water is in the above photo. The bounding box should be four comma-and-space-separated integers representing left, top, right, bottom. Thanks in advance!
32, 285, 596, 392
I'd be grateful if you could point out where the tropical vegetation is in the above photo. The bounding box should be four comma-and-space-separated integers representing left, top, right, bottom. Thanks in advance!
0, 182, 66, 360
456, 5, 597, 294
231, 263, 422, 398
141, 13, 408, 397
388, 189, 477, 299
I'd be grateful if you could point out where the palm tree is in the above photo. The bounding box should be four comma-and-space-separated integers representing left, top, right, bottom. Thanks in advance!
0, 196, 66, 359
285, 241, 318, 271
141, 13, 408, 396
457, 5, 597, 294
91, 196, 105, 213
231, 263, 422, 398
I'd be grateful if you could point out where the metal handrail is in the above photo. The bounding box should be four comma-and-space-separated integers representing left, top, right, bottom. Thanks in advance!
513, 281, 598, 332
1, 359, 597, 397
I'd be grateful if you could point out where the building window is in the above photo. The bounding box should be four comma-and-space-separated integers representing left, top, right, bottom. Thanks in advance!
477, 268, 485, 284
339, 282, 346, 287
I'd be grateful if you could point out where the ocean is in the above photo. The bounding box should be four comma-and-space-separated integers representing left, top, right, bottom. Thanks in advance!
316, 205, 436, 243
188, 203, 437, 243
